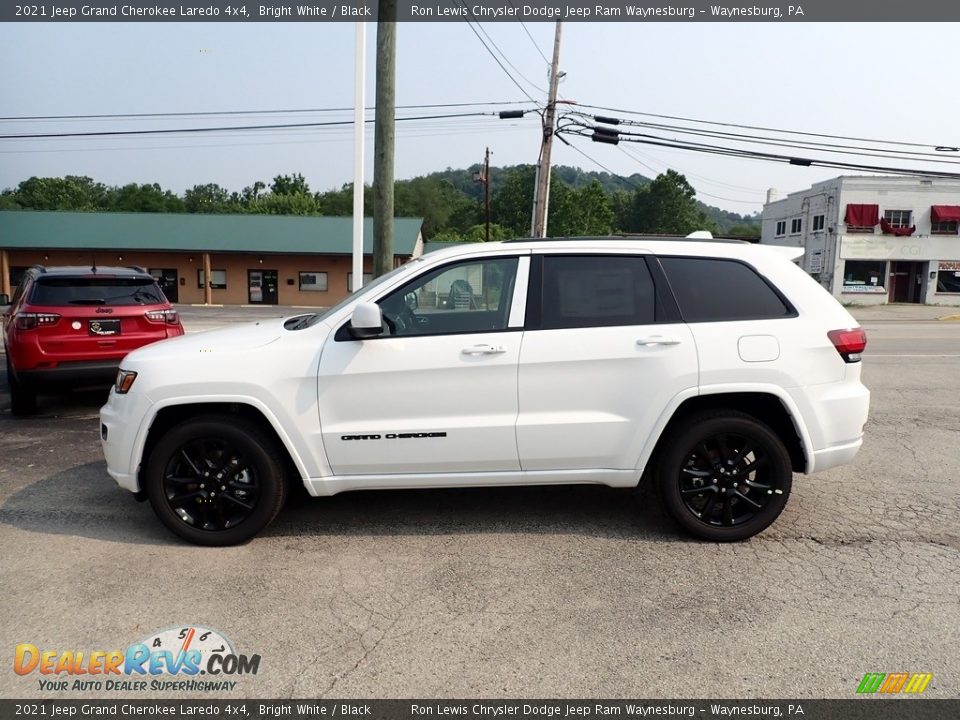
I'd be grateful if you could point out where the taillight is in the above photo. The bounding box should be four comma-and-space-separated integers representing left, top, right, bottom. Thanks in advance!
15, 312, 60, 330
145, 310, 179, 325
828, 328, 867, 363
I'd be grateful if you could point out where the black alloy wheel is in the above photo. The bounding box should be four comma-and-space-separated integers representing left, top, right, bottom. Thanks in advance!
658, 411, 793, 542
145, 416, 287, 546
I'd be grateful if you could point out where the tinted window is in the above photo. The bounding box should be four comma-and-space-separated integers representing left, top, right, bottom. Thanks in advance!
30, 277, 166, 307
660, 257, 791, 322
541, 255, 656, 329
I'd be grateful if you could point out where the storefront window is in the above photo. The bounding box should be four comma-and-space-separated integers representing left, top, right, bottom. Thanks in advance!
937, 262, 960, 294
299, 271, 328, 292
843, 261, 887, 293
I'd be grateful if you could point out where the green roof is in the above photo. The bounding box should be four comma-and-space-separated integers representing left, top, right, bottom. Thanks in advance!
0, 211, 423, 256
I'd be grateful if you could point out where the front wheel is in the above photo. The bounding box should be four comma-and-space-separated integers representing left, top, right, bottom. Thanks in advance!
144, 416, 288, 546
657, 411, 793, 542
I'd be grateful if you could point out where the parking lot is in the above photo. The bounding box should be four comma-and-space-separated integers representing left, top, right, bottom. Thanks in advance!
1, 304, 958, 699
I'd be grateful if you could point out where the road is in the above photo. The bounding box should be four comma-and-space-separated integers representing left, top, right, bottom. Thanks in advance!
0, 309, 957, 699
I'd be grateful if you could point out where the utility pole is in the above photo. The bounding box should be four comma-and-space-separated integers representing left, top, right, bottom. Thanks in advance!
531, 21, 562, 238
484, 148, 492, 242
372, 0, 396, 278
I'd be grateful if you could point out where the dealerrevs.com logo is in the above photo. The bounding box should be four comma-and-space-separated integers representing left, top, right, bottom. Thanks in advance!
856, 672, 933, 695
14, 625, 260, 693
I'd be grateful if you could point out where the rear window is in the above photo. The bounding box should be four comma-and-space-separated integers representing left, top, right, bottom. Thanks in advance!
30, 277, 166, 307
660, 256, 792, 322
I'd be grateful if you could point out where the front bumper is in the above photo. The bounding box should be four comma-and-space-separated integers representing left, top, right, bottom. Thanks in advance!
100, 388, 154, 493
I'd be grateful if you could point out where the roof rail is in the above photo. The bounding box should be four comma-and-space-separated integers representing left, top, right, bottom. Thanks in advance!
503, 234, 749, 245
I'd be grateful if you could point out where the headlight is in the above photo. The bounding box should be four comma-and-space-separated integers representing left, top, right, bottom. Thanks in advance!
115, 369, 138, 394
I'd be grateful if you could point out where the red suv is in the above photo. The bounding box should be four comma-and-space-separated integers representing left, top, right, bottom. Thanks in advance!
2, 266, 184, 415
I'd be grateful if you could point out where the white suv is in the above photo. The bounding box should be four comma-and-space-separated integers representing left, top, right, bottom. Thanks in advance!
100, 237, 869, 546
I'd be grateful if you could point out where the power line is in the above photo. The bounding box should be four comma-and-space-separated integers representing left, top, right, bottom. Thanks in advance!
558, 124, 960, 179
570, 101, 959, 151
574, 111, 960, 164
514, 14, 551, 66
471, 20, 547, 95
0, 111, 514, 140
556, 134, 640, 190
0, 101, 535, 123
457, 2, 543, 106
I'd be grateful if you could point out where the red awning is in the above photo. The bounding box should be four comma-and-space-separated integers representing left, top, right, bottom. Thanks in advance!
880, 218, 916, 236
844, 204, 879, 227
932, 205, 960, 223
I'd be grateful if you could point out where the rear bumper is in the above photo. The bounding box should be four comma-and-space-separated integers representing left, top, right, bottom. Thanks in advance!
789, 379, 870, 474
17, 361, 119, 388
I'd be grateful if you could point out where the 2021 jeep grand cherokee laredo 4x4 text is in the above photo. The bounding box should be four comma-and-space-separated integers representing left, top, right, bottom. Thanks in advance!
100, 238, 869, 545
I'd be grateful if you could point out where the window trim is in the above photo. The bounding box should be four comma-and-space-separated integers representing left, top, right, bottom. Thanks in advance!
883, 209, 913, 229
931, 220, 959, 236
656, 255, 798, 324
789, 218, 803, 235
774, 220, 787, 238
812, 214, 825, 232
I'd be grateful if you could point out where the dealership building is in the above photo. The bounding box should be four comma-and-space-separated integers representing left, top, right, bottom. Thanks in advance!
0, 211, 424, 306
760, 176, 960, 305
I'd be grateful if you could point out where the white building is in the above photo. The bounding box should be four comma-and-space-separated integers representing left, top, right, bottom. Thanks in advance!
760, 176, 960, 306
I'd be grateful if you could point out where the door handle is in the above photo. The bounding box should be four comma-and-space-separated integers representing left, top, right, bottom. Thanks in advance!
636, 335, 682, 347
461, 344, 507, 355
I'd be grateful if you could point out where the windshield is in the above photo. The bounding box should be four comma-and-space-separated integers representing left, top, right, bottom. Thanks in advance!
293, 261, 421, 329
30, 277, 166, 306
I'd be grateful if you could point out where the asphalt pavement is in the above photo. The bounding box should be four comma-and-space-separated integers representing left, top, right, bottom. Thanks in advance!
0, 304, 957, 700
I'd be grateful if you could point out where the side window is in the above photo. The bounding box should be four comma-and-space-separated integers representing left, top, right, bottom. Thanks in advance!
660, 256, 792, 323
377, 256, 519, 337
540, 255, 656, 330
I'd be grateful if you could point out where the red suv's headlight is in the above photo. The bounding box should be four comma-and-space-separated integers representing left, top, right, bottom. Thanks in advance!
145, 310, 179, 325
15, 312, 60, 330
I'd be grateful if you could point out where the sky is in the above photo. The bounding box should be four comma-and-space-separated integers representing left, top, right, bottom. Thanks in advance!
3, 21, 960, 216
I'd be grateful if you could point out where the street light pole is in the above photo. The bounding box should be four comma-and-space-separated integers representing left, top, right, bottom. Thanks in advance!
352, 22, 366, 292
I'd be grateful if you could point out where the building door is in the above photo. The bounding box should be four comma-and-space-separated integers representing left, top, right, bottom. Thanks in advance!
149, 268, 178, 303
248, 269, 278, 304
888, 262, 924, 303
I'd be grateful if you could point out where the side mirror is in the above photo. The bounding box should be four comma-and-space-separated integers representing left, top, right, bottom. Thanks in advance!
0, 294, 9, 307
349, 301, 383, 339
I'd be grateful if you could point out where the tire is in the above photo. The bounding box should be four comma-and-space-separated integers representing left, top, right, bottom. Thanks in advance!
144, 415, 288, 546
656, 410, 793, 542
6, 354, 36, 417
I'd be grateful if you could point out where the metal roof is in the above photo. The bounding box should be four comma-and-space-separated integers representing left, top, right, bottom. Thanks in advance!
0, 211, 424, 256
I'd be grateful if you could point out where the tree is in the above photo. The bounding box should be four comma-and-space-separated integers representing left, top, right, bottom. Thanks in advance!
491, 165, 536, 237
110, 183, 185, 213
184, 183, 240, 214
625, 170, 715, 234
247, 192, 319, 216
269, 173, 310, 196
550, 180, 614, 236
11, 176, 111, 211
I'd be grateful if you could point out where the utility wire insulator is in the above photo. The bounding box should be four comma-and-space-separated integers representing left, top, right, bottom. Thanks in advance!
592, 132, 620, 145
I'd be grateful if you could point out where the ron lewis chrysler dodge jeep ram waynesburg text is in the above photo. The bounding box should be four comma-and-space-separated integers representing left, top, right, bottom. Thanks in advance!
100, 236, 870, 546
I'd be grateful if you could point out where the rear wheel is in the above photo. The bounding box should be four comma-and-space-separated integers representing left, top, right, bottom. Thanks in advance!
144, 416, 288, 546
6, 355, 36, 417
657, 411, 792, 542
